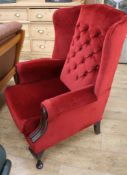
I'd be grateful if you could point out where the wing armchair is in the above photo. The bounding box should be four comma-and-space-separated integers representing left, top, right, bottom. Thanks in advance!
4, 4, 127, 169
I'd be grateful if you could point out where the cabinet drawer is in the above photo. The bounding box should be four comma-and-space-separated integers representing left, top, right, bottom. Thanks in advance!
22, 24, 29, 37
30, 23, 54, 40
29, 9, 57, 22
32, 40, 54, 53
22, 39, 31, 52
0, 9, 28, 21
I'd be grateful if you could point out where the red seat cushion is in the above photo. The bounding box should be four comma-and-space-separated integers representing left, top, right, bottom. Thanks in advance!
5, 78, 69, 135
60, 5, 124, 91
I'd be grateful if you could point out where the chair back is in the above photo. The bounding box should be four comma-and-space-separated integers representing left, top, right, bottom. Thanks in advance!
60, 5, 126, 91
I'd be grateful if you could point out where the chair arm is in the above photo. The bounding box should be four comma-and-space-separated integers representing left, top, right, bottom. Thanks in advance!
29, 106, 48, 143
0, 22, 22, 42
16, 58, 65, 84
42, 85, 97, 121
29, 85, 97, 143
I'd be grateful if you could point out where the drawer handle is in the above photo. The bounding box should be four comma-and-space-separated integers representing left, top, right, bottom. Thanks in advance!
36, 14, 43, 18
39, 45, 45, 49
15, 13, 20, 17
38, 30, 44, 34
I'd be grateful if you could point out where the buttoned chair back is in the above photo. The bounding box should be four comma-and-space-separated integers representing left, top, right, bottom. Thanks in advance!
4, 4, 127, 169
53, 5, 127, 94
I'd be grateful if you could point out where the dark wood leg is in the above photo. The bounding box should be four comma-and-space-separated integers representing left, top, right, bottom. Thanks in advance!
29, 147, 44, 169
14, 73, 19, 84
94, 121, 101, 135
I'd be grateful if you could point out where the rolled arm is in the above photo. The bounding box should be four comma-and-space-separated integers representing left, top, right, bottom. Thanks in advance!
16, 58, 65, 84
42, 85, 97, 121
0, 22, 22, 41
29, 106, 48, 143
29, 85, 97, 143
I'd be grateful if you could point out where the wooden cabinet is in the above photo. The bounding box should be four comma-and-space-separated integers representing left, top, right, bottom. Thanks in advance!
0, 0, 81, 60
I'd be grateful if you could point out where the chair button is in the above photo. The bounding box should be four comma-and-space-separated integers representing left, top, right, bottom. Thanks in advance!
67, 69, 71, 73
83, 71, 88, 76
70, 61, 77, 69
94, 32, 101, 38
75, 75, 79, 80
76, 23, 80, 28
80, 57, 85, 64
89, 52, 94, 57
81, 71, 88, 77
76, 35, 80, 40
79, 46, 82, 51
71, 52, 76, 57
85, 40, 90, 45
83, 24, 89, 31
73, 64, 77, 69
95, 65, 99, 70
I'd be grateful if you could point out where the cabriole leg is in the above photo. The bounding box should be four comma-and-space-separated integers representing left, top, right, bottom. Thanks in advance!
29, 147, 44, 169
94, 121, 101, 135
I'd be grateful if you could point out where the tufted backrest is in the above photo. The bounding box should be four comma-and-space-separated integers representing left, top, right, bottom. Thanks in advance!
60, 4, 125, 91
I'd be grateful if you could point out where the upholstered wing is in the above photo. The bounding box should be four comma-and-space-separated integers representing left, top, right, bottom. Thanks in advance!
95, 15, 127, 97
52, 6, 81, 60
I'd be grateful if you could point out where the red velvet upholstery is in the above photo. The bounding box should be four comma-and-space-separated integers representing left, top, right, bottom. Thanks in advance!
16, 58, 65, 84
52, 6, 81, 60
4, 4, 127, 155
95, 15, 127, 97
5, 77, 69, 135
60, 5, 125, 90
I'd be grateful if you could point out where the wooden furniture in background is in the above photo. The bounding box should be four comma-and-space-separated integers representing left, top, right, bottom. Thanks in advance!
0, 0, 81, 60
0, 0, 126, 62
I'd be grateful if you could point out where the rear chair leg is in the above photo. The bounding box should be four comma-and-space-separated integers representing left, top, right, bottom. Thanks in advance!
14, 72, 19, 84
94, 121, 101, 135
29, 147, 44, 169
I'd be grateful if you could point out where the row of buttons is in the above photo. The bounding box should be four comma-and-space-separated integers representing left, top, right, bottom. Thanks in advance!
74, 65, 99, 80
67, 64, 99, 76
67, 48, 102, 65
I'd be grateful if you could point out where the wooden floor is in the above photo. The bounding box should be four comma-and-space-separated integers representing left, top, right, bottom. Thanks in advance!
0, 64, 127, 175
